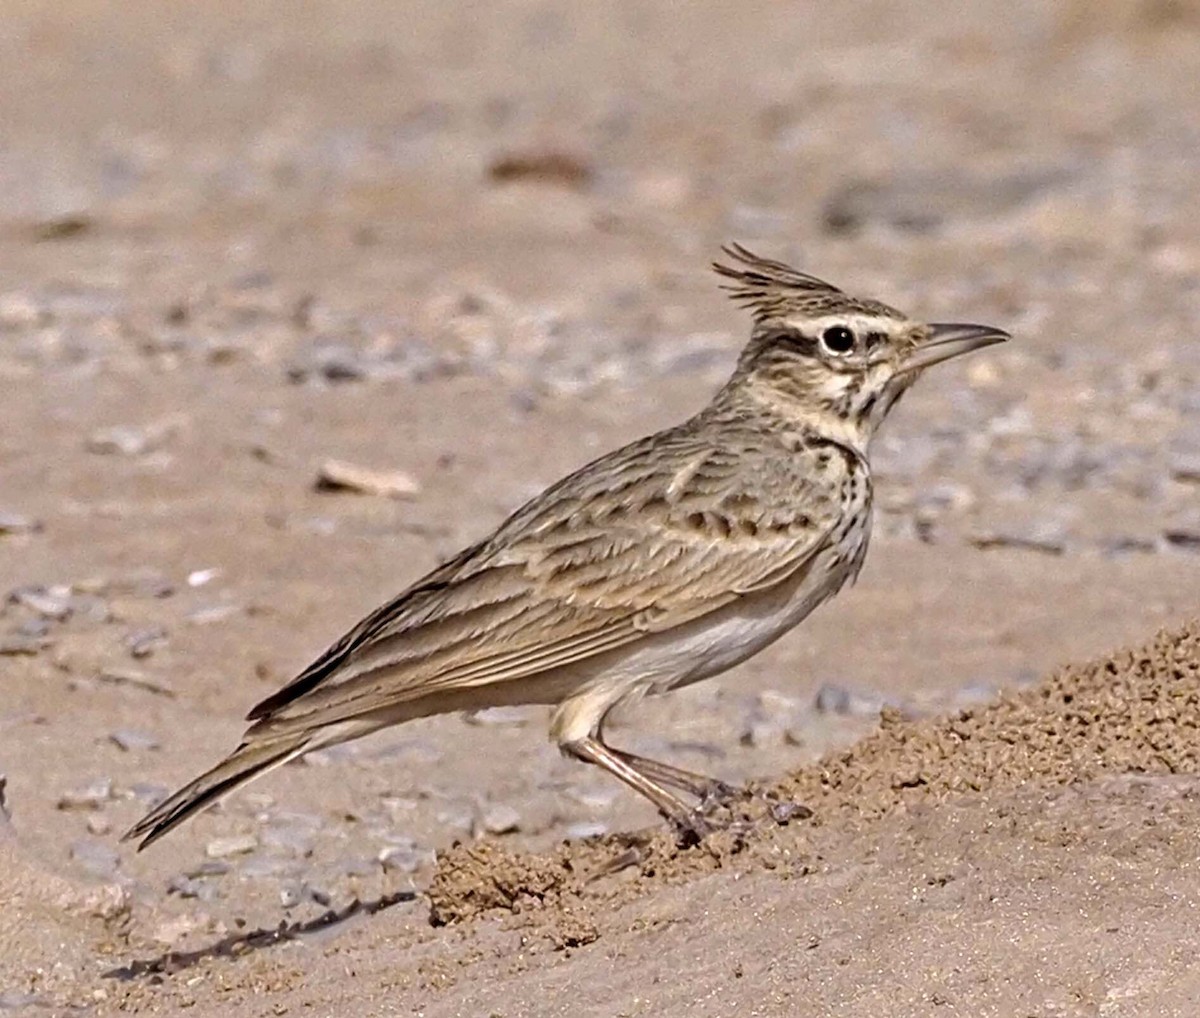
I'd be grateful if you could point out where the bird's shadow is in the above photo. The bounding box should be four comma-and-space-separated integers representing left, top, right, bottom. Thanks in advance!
103, 890, 417, 981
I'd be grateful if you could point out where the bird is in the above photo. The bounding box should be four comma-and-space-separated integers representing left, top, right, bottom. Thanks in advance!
123, 244, 1008, 850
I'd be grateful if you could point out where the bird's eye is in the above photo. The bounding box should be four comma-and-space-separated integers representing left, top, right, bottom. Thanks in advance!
820, 325, 856, 355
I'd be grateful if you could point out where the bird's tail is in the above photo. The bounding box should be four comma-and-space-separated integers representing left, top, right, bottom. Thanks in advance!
121, 733, 311, 851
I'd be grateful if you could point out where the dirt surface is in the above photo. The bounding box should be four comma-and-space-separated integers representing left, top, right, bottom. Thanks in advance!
2, 2, 1199, 1015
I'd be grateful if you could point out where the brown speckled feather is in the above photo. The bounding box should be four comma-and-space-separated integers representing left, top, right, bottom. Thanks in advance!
247, 415, 847, 735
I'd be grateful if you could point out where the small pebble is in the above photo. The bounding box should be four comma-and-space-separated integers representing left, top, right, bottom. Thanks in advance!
562, 785, 618, 810
770, 802, 814, 825
462, 706, 534, 727
971, 518, 1068, 555
564, 820, 608, 840
86, 420, 176, 456
279, 884, 306, 908
167, 875, 222, 902
314, 459, 421, 499
814, 683, 888, 717
126, 782, 170, 805
185, 860, 231, 878
125, 626, 168, 658
109, 729, 160, 752
0, 511, 40, 535
57, 777, 114, 811
475, 804, 522, 836
186, 603, 242, 625
0, 633, 49, 656
86, 815, 112, 836
97, 669, 176, 697
378, 843, 429, 874
1168, 450, 1200, 484
205, 833, 259, 858
10, 585, 74, 620
187, 568, 221, 587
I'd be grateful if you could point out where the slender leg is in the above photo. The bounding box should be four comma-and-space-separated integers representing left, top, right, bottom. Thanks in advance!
561, 736, 717, 843
608, 748, 745, 807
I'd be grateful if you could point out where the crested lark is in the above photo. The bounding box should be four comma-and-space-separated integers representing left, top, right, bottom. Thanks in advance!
125, 245, 1007, 849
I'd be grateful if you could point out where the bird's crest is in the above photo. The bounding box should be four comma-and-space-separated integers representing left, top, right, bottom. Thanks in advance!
712, 243, 843, 322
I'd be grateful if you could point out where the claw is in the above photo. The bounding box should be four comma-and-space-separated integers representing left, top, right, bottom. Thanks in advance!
697, 779, 752, 813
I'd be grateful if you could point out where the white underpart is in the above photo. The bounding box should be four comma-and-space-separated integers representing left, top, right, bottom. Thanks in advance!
549, 541, 860, 744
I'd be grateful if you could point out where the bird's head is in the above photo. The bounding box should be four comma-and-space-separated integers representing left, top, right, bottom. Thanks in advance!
713, 244, 1008, 449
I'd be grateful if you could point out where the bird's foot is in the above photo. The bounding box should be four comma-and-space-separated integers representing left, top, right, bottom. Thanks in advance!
668, 806, 756, 850
671, 794, 813, 848
696, 778, 753, 814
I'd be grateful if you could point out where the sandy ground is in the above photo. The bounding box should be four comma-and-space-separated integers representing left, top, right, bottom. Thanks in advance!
1, 1, 1199, 1015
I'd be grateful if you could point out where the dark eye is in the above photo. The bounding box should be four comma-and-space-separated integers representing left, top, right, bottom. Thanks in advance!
820, 325, 856, 355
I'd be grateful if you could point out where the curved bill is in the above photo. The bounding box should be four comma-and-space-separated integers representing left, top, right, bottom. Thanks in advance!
901, 322, 1010, 374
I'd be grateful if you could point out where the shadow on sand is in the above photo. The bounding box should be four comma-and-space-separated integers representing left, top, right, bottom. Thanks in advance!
103, 890, 417, 980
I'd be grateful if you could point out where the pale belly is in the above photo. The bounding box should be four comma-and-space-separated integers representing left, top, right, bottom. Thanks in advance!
609, 539, 864, 699
545, 530, 871, 743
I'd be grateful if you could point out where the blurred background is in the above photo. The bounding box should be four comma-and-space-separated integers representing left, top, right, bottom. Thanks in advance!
0, 0, 1198, 998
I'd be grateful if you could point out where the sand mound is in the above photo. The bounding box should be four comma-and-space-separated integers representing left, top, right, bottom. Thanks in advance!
429, 620, 1200, 925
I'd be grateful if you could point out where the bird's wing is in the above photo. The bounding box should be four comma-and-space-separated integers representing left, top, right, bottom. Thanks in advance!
246, 431, 842, 735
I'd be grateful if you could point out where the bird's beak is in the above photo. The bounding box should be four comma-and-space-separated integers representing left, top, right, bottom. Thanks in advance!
900, 322, 1010, 374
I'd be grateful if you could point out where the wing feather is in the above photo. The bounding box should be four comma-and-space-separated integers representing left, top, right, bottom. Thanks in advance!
247, 426, 845, 735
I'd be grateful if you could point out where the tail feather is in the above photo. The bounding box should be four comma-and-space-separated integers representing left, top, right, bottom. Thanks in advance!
121, 735, 310, 851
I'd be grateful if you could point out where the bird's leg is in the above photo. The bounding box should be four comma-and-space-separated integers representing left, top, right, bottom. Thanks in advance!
560, 736, 719, 845
607, 748, 747, 811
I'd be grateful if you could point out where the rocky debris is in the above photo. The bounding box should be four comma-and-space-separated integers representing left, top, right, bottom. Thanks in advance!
57, 778, 115, 812
379, 842, 429, 874
9, 585, 74, 620
0, 511, 40, 535
85, 417, 180, 456
814, 684, 892, 718
475, 804, 522, 837
0, 634, 50, 656
205, 834, 259, 859
1163, 513, 1200, 551
488, 150, 593, 189
108, 729, 160, 752
1169, 441, 1200, 484
186, 602, 243, 625
124, 626, 168, 658
187, 567, 221, 587
285, 337, 444, 385
462, 706, 536, 727
564, 820, 609, 840
314, 459, 422, 498
96, 668, 176, 698
970, 518, 1069, 555
76, 570, 175, 600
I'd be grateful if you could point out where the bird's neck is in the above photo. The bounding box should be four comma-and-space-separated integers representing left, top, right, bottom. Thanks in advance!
713, 378, 875, 458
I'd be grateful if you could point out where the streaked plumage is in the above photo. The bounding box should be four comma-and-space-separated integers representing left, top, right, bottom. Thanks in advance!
124, 245, 1008, 848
